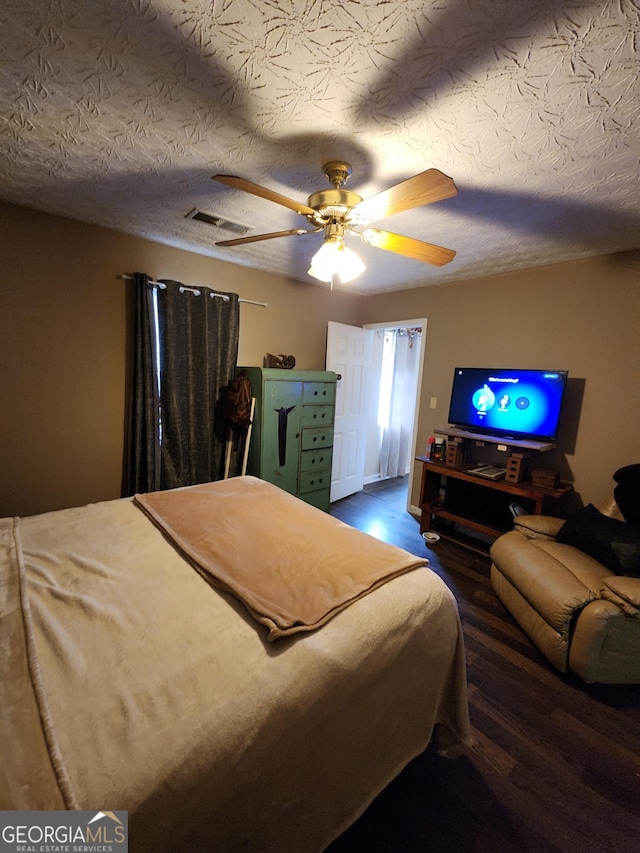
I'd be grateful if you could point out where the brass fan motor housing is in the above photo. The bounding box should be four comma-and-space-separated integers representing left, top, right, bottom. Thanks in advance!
307, 189, 363, 220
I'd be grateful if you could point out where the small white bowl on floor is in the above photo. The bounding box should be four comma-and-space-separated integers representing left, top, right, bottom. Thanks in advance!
422, 531, 441, 545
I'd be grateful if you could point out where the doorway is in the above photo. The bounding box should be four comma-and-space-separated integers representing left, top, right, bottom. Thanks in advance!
326, 318, 426, 512
362, 320, 425, 513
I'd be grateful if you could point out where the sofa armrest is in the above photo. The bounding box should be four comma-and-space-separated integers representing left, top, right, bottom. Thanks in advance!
513, 515, 565, 541
601, 576, 640, 614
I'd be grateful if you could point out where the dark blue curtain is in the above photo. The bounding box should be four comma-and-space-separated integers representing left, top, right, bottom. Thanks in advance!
124, 273, 160, 494
124, 274, 240, 494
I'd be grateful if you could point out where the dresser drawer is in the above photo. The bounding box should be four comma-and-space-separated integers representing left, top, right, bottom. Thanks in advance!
299, 468, 331, 494
300, 405, 333, 427
300, 447, 332, 472
301, 426, 333, 450
302, 382, 336, 404
299, 488, 331, 511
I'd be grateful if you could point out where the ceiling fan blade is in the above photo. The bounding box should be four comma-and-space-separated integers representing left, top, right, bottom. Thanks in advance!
360, 228, 456, 267
216, 228, 319, 247
212, 175, 317, 217
351, 169, 457, 223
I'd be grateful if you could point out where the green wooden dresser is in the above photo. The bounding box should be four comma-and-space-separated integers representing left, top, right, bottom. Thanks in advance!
238, 368, 337, 510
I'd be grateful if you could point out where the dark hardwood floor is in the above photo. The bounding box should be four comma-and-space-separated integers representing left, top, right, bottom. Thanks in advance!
326, 477, 640, 853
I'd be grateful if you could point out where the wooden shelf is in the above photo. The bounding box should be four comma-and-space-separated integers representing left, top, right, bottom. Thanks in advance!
415, 457, 572, 553
434, 427, 556, 453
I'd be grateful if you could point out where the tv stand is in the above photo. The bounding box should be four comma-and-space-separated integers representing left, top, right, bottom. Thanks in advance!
416, 455, 572, 556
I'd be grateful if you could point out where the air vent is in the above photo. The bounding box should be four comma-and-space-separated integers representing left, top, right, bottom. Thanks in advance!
185, 209, 249, 235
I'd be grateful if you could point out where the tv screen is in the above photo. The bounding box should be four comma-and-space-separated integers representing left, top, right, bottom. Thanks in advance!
447, 367, 568, 443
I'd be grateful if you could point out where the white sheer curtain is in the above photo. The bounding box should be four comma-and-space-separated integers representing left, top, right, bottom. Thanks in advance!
378, 328, 421, 478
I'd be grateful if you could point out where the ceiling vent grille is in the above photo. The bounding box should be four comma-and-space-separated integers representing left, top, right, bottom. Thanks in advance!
185, 209, 249, 235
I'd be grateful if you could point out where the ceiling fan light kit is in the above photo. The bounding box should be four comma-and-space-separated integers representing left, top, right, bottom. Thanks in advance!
308, 238, 367, 285
306, 217, 366, 284
212, 162, 458, 287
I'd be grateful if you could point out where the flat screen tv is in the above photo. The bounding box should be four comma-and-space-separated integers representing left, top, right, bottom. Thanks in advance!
447, 367, 569, 443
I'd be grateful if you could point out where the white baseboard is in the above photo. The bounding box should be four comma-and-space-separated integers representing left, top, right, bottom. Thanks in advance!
363, 473, 383, 486
363, 472, 411, 486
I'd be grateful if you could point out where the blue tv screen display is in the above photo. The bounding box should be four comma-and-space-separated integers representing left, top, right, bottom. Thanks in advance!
447, 368, 568, 442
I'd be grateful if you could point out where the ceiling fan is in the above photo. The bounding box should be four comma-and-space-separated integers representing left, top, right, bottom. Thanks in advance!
211, 162, 457, 285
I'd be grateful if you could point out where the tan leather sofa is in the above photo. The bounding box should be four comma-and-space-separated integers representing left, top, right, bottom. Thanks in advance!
490, 497, 640, 684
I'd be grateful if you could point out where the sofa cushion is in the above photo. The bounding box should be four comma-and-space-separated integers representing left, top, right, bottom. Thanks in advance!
556, 504, 640, 578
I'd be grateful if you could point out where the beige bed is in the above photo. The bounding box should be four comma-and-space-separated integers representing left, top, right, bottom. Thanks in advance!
1, 476, 470, 852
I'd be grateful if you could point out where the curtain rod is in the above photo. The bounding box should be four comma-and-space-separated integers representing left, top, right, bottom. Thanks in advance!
377, 326, 423, 336
116, 274, 267, 307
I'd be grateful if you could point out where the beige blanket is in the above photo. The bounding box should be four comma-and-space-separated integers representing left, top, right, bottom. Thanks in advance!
135, 476, 428, 640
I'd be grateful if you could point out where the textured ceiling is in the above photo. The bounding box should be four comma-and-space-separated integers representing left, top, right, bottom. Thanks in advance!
1, 0, 638, 294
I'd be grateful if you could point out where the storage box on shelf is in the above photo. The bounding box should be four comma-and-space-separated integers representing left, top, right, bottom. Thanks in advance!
505, 452, 529, 484
531, 468, 560, 488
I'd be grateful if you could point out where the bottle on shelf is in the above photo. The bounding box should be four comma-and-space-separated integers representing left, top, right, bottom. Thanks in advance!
431, 437, 446, 461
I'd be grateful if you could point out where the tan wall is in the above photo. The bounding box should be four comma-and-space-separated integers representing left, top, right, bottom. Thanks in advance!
0, 202, 361, 516
360, 251, 640, 510
2, 200, 638, 518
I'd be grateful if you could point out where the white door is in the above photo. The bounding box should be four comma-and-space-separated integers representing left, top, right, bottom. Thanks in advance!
326, 321, 370, 502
